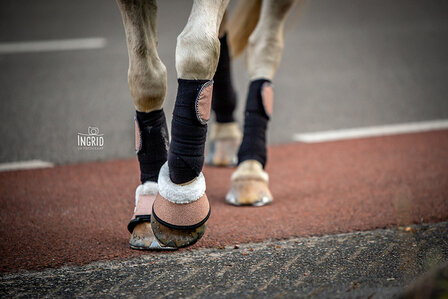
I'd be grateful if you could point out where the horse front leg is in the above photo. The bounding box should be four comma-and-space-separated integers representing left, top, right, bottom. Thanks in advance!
150, 0, 229, 248
227, 0, 296, 206
117, 0, 172, 249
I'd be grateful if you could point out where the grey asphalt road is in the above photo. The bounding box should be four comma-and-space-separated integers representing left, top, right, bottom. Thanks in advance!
2, 222, 447, 298
0, 0, 447, 165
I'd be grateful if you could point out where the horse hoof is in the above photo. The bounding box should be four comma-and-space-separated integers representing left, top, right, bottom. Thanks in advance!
226, 179, 273, 206
206, 122, 241, 167
151, 163, 211, 248
226, 160, 273, 206
151, 215, 207, 248
151, 193, 210, 248
129, 222, 155, 249
128, 182, 177, 250
129, 222, 177, 250
207, 139, 239, 166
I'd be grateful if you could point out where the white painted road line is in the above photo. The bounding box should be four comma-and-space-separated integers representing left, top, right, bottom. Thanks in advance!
0, 160, 54, 172
0, 37, 107, 54
293, 119, 448, 143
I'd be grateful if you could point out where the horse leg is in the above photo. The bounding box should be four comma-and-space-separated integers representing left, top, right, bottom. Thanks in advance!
150, 0, 229, 248
226, 0, 295, 206
116, 0, 172, 249
206, 11, 242, 167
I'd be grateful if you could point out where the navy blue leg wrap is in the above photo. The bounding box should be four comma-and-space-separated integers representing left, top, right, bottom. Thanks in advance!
136, 109, 169, 183
212, 34, 237, 123
237, 79, 271, 168
168, 79, 211, 184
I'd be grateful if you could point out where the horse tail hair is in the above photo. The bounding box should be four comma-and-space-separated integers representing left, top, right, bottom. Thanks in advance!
227, 0, 262, 59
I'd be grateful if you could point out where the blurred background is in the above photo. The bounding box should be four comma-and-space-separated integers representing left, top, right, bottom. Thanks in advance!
0, 0, 447, 165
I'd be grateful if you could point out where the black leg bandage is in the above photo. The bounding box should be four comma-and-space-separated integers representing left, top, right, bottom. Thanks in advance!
237, 79, 273, 168
212, 34, 237, 123
169, 79, 213, 184
136, 109, 169, 183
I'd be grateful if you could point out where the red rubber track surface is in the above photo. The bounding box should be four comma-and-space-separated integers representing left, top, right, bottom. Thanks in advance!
1, 130, 447, 272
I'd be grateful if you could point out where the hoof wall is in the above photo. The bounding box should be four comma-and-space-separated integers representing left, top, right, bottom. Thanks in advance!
226, 179, 273, 206
206, 122, 241, 167
129, 222, 176, 250
206, 138, 239, 167
151, 216, 207, 249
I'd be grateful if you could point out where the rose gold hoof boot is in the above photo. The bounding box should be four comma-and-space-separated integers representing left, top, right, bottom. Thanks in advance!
151, 163, 211, 248
151, 194, 210, 248
206, 122, 242, 167
226, 160, 273, 206
128, 182, 176, 250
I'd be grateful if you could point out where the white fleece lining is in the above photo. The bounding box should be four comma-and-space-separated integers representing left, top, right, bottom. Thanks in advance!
158, 162, 206, 204
135, 181, 158, 211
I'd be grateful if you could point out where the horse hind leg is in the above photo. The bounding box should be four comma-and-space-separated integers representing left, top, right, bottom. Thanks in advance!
206, 12, 242, 167
227, 0, 295, 206
150, 0, 229, 248
117, 0, 173, 250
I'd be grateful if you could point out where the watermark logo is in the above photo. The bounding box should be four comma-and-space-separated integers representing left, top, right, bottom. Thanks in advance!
77, 126, 104, 150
